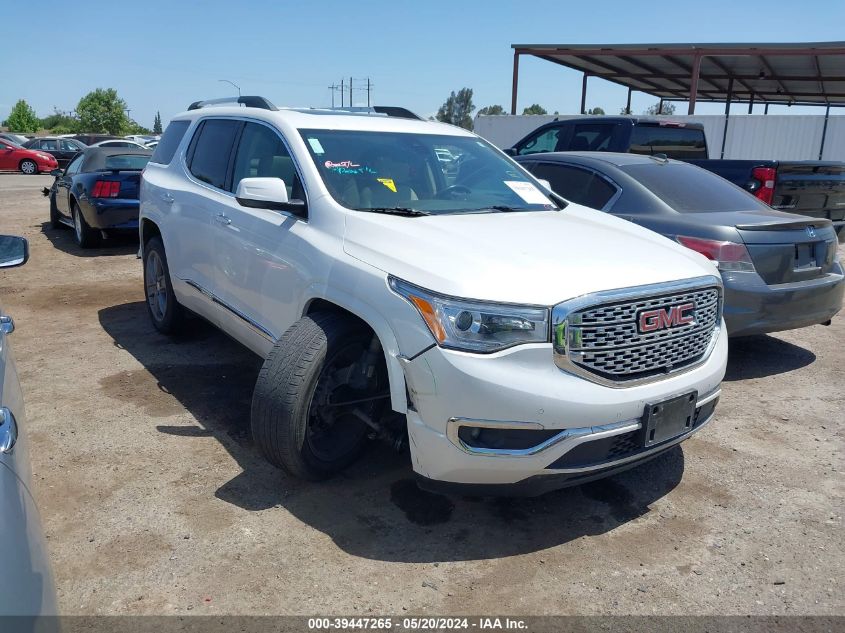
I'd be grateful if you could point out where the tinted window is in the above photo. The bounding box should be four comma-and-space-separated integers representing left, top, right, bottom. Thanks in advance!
232, 122, 303, 199
529, 162, 617, 209
629, 125, 707, 159
622, 163, 768, 212
40, 139, 59, 151
517, 127, 561, 155
65, 154, 84, 175
60, 140, 79, 152
105, 154, 151, 170
567, 124, 615, 151
150, 120, 190, 165
187, 119, 241, 189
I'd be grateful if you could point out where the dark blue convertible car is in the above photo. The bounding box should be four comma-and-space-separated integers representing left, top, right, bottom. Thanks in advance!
44, 147, 152, 248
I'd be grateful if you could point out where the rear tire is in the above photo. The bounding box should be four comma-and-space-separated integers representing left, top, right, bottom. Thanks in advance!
143, 236, 185, 335
71, 202, 99, 248
19, 159, 37, 175
251, 313, 384, 480
49, 193, 62, 229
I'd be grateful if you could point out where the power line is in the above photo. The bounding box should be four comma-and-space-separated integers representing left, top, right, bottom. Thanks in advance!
328, 77, 373, 107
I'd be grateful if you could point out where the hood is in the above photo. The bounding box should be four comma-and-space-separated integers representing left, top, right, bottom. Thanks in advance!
343, 204, 720, 306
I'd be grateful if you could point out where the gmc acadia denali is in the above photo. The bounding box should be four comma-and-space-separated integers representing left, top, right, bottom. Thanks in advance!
139, 96, 728, 495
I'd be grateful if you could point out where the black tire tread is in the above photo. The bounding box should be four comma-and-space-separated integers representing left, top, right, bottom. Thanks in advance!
251, 312, 368, 480
72, 202, 100, 248
143, 236, 186, 335
49, 193, 62, 229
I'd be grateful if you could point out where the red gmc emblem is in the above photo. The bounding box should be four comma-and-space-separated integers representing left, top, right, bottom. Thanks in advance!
638, 302, 696, 333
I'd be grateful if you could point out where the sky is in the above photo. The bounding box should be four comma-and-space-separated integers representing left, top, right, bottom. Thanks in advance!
2, 0, 844, 129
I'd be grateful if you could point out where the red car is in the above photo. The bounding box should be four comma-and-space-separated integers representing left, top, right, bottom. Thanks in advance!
0, 139, 58, 174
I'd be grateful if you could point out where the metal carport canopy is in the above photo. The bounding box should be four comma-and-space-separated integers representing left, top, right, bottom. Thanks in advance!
510, 42, 845, 114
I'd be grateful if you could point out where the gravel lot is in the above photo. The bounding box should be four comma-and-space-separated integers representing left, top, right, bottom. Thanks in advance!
0, 173, 842, 616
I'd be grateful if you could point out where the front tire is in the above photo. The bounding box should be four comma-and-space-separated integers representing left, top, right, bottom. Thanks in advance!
71, 202, 100, 248
20, 159, 37, 175
143, 236, 185, 335
251, 313, 385, 480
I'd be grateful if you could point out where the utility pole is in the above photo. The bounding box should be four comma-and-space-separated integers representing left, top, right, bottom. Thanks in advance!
328, 83, 338, 108
350, 76, 353, 107
366, 77, 371, 107
340, 78, 344, 107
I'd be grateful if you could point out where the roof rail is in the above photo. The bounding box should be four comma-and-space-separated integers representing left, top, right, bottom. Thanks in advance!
187, 96, 278, 111
320, 105, 423, 120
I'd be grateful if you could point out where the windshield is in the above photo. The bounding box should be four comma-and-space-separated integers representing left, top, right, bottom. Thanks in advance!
299, 129, 557, 215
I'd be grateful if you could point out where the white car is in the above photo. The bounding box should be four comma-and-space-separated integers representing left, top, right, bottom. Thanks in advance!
140, 96, 727, 495
90, 139, 148, 149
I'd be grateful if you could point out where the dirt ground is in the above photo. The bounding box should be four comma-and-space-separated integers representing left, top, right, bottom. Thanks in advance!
0, 173, 842, 616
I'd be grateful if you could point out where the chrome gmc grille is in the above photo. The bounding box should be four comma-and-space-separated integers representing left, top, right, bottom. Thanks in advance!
552, 279, 722, 387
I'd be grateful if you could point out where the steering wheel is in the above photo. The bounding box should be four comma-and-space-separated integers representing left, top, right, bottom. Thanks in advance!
435, 185, 472, 200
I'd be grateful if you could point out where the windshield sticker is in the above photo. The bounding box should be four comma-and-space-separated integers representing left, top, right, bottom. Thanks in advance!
325, 160, 359, 169
504, 180, 551, 205
307, 138, 325, 154
377, 178, 397, 193
324, 159, 375, 175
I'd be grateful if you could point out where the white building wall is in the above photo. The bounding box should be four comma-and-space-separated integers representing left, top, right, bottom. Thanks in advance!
474, 113, 845, 161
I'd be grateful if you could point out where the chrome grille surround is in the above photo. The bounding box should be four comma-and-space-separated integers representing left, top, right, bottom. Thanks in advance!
552, 276, 723, 388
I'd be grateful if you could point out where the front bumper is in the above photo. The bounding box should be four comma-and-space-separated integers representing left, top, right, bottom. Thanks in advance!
722, 266, 844, 337
400, 323, 727, 491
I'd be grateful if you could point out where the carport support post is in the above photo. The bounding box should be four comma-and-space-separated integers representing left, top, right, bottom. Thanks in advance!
688, 54, 702, 115
819, 105, 831, 160
580, 73, 588, 114
658, 99, 664, 115
748, 94, 754, 114
720, 78, 734, 159
511, 51, 520, 115
625, 88, 632, 115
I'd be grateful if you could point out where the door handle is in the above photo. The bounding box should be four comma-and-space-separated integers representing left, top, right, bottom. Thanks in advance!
160, 192, 175, 204
0, 315, 14, 335
215, 213, 232, 226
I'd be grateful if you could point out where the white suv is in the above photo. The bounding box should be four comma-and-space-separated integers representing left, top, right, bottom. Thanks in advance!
140, 96, 727, 495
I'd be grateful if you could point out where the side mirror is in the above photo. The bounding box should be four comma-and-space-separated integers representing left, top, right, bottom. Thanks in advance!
503, 148, 517, 157
235, 177, 306, 216
50, 168, 62, 177
0, 236, 29, 268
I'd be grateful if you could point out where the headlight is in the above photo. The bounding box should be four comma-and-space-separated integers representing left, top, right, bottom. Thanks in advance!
389, 276, 549, 353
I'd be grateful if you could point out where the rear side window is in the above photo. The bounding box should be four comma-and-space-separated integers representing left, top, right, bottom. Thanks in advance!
186, 119, 241, 190
567, 124, 615, 152
150, 120, 190, 165
621, 163, 768, 213
529, 162, 617, 209
629, 125, 707, 159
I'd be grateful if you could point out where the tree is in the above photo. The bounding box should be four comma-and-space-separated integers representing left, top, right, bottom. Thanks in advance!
522, 104, 548, 115
5, 99, 39, 132
436, 88, 475, 130
76, 88, 129, 134
477, 104, 506, 116
39, 108, 79, 134
153, 111, 162, 134
586, 107, 605, 115
644, 101, 676, 116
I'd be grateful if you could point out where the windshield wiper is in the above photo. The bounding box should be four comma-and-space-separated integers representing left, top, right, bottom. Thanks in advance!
469, 205, 551, 213
358, 207, 431, 217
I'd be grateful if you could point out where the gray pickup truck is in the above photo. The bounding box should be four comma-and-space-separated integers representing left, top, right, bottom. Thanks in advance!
506, 116, 845, 241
